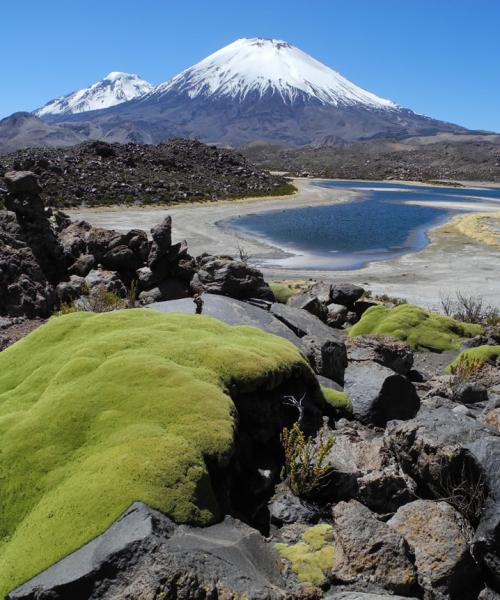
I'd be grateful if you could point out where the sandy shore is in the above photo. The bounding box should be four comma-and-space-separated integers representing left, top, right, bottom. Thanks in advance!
71, 178, 500, 310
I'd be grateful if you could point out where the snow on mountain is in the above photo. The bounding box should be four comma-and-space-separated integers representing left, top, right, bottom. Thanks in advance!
154, 37, 397, 109
35, 72, 154, 117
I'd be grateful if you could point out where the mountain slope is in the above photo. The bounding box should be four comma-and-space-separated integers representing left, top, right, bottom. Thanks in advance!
34, 72, 153, 118
0, 113, 86, 155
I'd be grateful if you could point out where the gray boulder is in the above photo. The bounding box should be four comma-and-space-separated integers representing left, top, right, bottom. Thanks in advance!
192, 255, 275, 301
271, 302, 347, 383
8, 503, 289, 600
330, 500, 417, 595
68, 253, 95, 277
147, 216, 172, 269
84, 268, 127, 298
452, 380, 488, 404
288, 292, 328, 321
321, 420, 417, 512
269, 483, 319, 526
344, 361, 420, 426
385, 408, 492, 502
465, 436, 500, 589
388, 500, 480, 599
346, 335, 414, 375
326, 302, 348, 327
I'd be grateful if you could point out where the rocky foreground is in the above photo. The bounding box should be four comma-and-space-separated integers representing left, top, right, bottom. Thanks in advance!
0, 138, 290, 208
0, 172, 500, 599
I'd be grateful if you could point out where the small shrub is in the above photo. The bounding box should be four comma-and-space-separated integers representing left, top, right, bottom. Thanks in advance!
235, 243, 250, 263
281, 422, 335, 499
440, 291, 499, 326
270, 282, 296, 304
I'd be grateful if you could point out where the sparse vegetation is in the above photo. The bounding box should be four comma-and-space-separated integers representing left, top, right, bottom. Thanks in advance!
280, 422, 335, 499
440, 291, 500, 326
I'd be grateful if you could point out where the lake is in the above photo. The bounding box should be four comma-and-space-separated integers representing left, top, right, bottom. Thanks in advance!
227, 181, 500, 270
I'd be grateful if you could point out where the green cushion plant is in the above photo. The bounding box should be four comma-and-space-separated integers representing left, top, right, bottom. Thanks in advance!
447, 345, 500, 373
348, 304, 482, 352
0, 308, 315, 597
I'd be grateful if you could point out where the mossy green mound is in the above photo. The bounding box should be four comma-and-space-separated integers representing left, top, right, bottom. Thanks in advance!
269, 282, 297, 304
447, 345, 500, 373
321, 386, 352, 418
348, 304, 482, 352
276, 523, 335, 585
0, 309, 314, 597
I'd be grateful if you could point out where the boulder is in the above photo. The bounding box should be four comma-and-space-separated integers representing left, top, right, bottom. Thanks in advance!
330, 283, 365, 307
388, 500, 481, 599
55, 276, 85, 305
68, 253, 95, 277
385, 408, 492, 511
0, 212, 55, 318
326, 303, 348, 327
346, 335, 414, 375
57, 220, 92, 260
84, 269, 127, 298
344, 361, 420, 426
192, 255, 275, 301
320, 420, 416, 512
465, 436, 500, 590
330, 500, 417, 595
271, 302, 347, 383
452, 381, 488, 404
148, 295, 304, 349
3, 170, 41, 196
138, 278, 189, 304
8, 503, 289, 600
147, 216, 172, 269
269, 483, 319, 526
288, 292, 328, 321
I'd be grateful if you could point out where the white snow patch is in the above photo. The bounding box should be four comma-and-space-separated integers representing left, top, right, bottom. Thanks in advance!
154, 38, 397, 109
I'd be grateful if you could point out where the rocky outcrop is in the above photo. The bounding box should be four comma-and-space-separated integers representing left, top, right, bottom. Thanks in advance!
346, 335, 414, 375
191, 255, 275, 302
8, 503, 291, 600
0, 139, 288, 208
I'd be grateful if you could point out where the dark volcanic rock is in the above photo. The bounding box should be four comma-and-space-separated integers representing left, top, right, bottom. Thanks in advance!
8, 502, 290, 600
0, 139, 288, 208
344, 361, 420, 426
329, 283, 365, 308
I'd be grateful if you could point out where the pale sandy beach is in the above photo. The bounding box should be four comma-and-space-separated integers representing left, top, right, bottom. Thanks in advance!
71, 178, 500, 310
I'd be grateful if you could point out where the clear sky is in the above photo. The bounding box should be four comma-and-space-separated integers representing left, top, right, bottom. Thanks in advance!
1, 0, 499, 131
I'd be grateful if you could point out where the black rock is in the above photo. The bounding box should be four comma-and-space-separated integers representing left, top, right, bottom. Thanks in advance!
344, 361, 420, 426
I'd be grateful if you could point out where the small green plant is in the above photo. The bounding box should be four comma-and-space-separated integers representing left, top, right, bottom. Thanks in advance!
447, 345, 500, 374
280, 422, 335, 499
321, 387, 352, 418
276, 523, 335, 585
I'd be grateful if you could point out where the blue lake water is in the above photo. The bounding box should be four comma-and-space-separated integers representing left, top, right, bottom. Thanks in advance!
227, 181, 500, 270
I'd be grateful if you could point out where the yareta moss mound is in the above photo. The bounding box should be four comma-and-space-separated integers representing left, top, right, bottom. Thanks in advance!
447, 345, 500, 373
0, 309, 315, 597
348, 304, 482, 352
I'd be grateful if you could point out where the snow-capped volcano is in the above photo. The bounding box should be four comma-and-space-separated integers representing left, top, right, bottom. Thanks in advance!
26, 37, 465, 148
35, 72, 153, 118
155, 37, 397, 109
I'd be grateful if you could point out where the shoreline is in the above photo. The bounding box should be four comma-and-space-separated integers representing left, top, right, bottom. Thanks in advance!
71, 178, 500, 309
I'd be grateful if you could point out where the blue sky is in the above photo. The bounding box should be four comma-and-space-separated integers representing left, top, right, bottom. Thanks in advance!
1, 0, 499, 131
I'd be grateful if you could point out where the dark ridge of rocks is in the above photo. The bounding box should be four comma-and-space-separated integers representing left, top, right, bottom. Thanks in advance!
0, 138, 290, 208
242, 135, 500, 182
